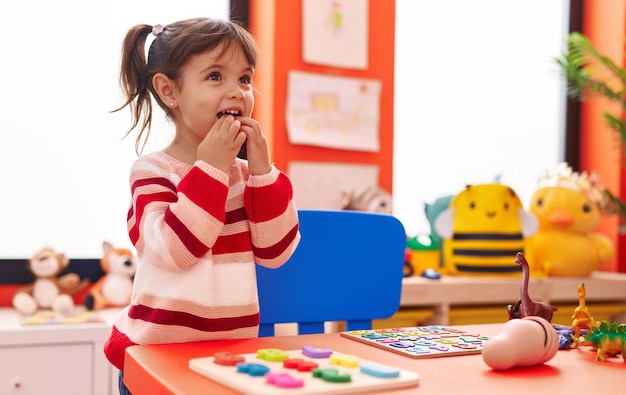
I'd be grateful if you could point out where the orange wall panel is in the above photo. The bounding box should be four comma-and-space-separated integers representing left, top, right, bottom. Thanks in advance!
580, 0, 626, 271
249, 0, 395, 192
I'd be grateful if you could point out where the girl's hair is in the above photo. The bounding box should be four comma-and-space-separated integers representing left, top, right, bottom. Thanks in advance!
113, 17, 259, 155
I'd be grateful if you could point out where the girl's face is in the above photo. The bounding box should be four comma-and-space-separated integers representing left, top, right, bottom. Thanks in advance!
174, 42, 255, 144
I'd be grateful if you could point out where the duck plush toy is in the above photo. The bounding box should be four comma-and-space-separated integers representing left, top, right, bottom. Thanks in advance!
529, 163, 614, 276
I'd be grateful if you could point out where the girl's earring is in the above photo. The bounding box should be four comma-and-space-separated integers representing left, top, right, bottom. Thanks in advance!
170, 103, 174, 107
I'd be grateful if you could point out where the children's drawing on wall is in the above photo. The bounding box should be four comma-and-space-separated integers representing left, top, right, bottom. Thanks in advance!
287, 161, 383, 211
286, 70, 381, 152
302, 0, 369, 69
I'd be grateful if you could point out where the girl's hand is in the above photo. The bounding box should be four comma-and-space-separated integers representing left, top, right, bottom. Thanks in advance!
236, 116, 272, 175
197, 115, 247, 173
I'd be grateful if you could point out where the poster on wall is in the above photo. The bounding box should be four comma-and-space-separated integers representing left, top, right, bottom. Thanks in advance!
302, 0, 369, 69
285, 70, 381, 152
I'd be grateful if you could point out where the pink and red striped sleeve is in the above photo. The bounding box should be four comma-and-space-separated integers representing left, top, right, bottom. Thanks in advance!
244, 170, 300, 268
127, 161, 230, 271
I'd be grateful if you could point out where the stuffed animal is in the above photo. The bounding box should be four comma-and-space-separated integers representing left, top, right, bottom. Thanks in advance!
434, 183, 539, 277
529, 163, 614, 276
340, 185, 393, 214
12, 247, 90, 315
84, 241, 137, 310
424, 195, 454, 250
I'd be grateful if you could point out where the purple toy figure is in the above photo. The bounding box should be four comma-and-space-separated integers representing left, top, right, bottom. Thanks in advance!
506, 252, 558, 322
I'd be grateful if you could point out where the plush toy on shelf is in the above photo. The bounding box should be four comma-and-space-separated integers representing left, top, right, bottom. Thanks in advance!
340, 185, 393, 214
424, 194, 454, 253
434, 183, 539, 277
529, 163, 614, 276
84, 241, 137, 310
406, 194, 455, 275
12, 247, 90, 315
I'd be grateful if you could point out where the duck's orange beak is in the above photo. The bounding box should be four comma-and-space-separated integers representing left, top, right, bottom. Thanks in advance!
547, 208, 575, 226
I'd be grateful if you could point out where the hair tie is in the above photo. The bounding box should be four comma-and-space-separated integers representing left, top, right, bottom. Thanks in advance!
152, 24, 164, 37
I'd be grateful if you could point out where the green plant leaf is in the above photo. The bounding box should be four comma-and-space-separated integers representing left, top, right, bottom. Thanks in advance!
555, 32, 626, 229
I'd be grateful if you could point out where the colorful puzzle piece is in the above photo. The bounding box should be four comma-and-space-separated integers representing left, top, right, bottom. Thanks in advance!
214, 352, 246, 366
302, 345, 333, 358
340, 325, 488, 359
189, 346, 420, 394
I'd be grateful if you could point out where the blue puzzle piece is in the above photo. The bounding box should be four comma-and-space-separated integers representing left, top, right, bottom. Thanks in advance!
360, 362, 400, 378
237, 363, 270, 377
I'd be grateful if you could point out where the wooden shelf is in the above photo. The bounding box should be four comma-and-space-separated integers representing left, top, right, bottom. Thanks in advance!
397, 271, 626, 325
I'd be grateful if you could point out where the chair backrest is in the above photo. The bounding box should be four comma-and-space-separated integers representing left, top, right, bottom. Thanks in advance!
256, 209, 406, 336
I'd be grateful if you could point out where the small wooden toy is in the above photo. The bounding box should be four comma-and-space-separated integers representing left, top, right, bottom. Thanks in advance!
340, 325, 488, 359
189, 347, 420, 394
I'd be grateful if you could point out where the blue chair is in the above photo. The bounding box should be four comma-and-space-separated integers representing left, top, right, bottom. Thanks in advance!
256, 209, 407, 336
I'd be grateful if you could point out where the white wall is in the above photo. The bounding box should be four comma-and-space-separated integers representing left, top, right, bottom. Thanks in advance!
0, 0, 229, 258
393, 0, 569, 237
0, 0, 568, 257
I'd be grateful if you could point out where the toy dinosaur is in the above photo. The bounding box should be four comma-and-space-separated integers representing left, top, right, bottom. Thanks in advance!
506, 252, 558, 322
580, 320, 626, 362
571, 283, 598, 342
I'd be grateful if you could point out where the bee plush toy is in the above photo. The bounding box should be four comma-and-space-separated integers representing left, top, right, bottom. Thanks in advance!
434, 183, 539, 277
12, 247, 90, 315
83, 242, 137, 310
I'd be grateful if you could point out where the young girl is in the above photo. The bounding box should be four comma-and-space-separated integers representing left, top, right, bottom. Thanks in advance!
103, 17, 300, 394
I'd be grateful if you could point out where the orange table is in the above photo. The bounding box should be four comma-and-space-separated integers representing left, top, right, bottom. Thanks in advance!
124, 323, 624, 394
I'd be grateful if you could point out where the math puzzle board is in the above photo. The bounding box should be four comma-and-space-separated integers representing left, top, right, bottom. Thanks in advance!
341, 325, 489, 359
189, 347, 420, 395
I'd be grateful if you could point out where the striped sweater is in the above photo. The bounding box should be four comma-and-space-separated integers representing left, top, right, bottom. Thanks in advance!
104, 152, 300, 370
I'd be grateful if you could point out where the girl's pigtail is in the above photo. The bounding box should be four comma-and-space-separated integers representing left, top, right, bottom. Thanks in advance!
113, 24, 154, 155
